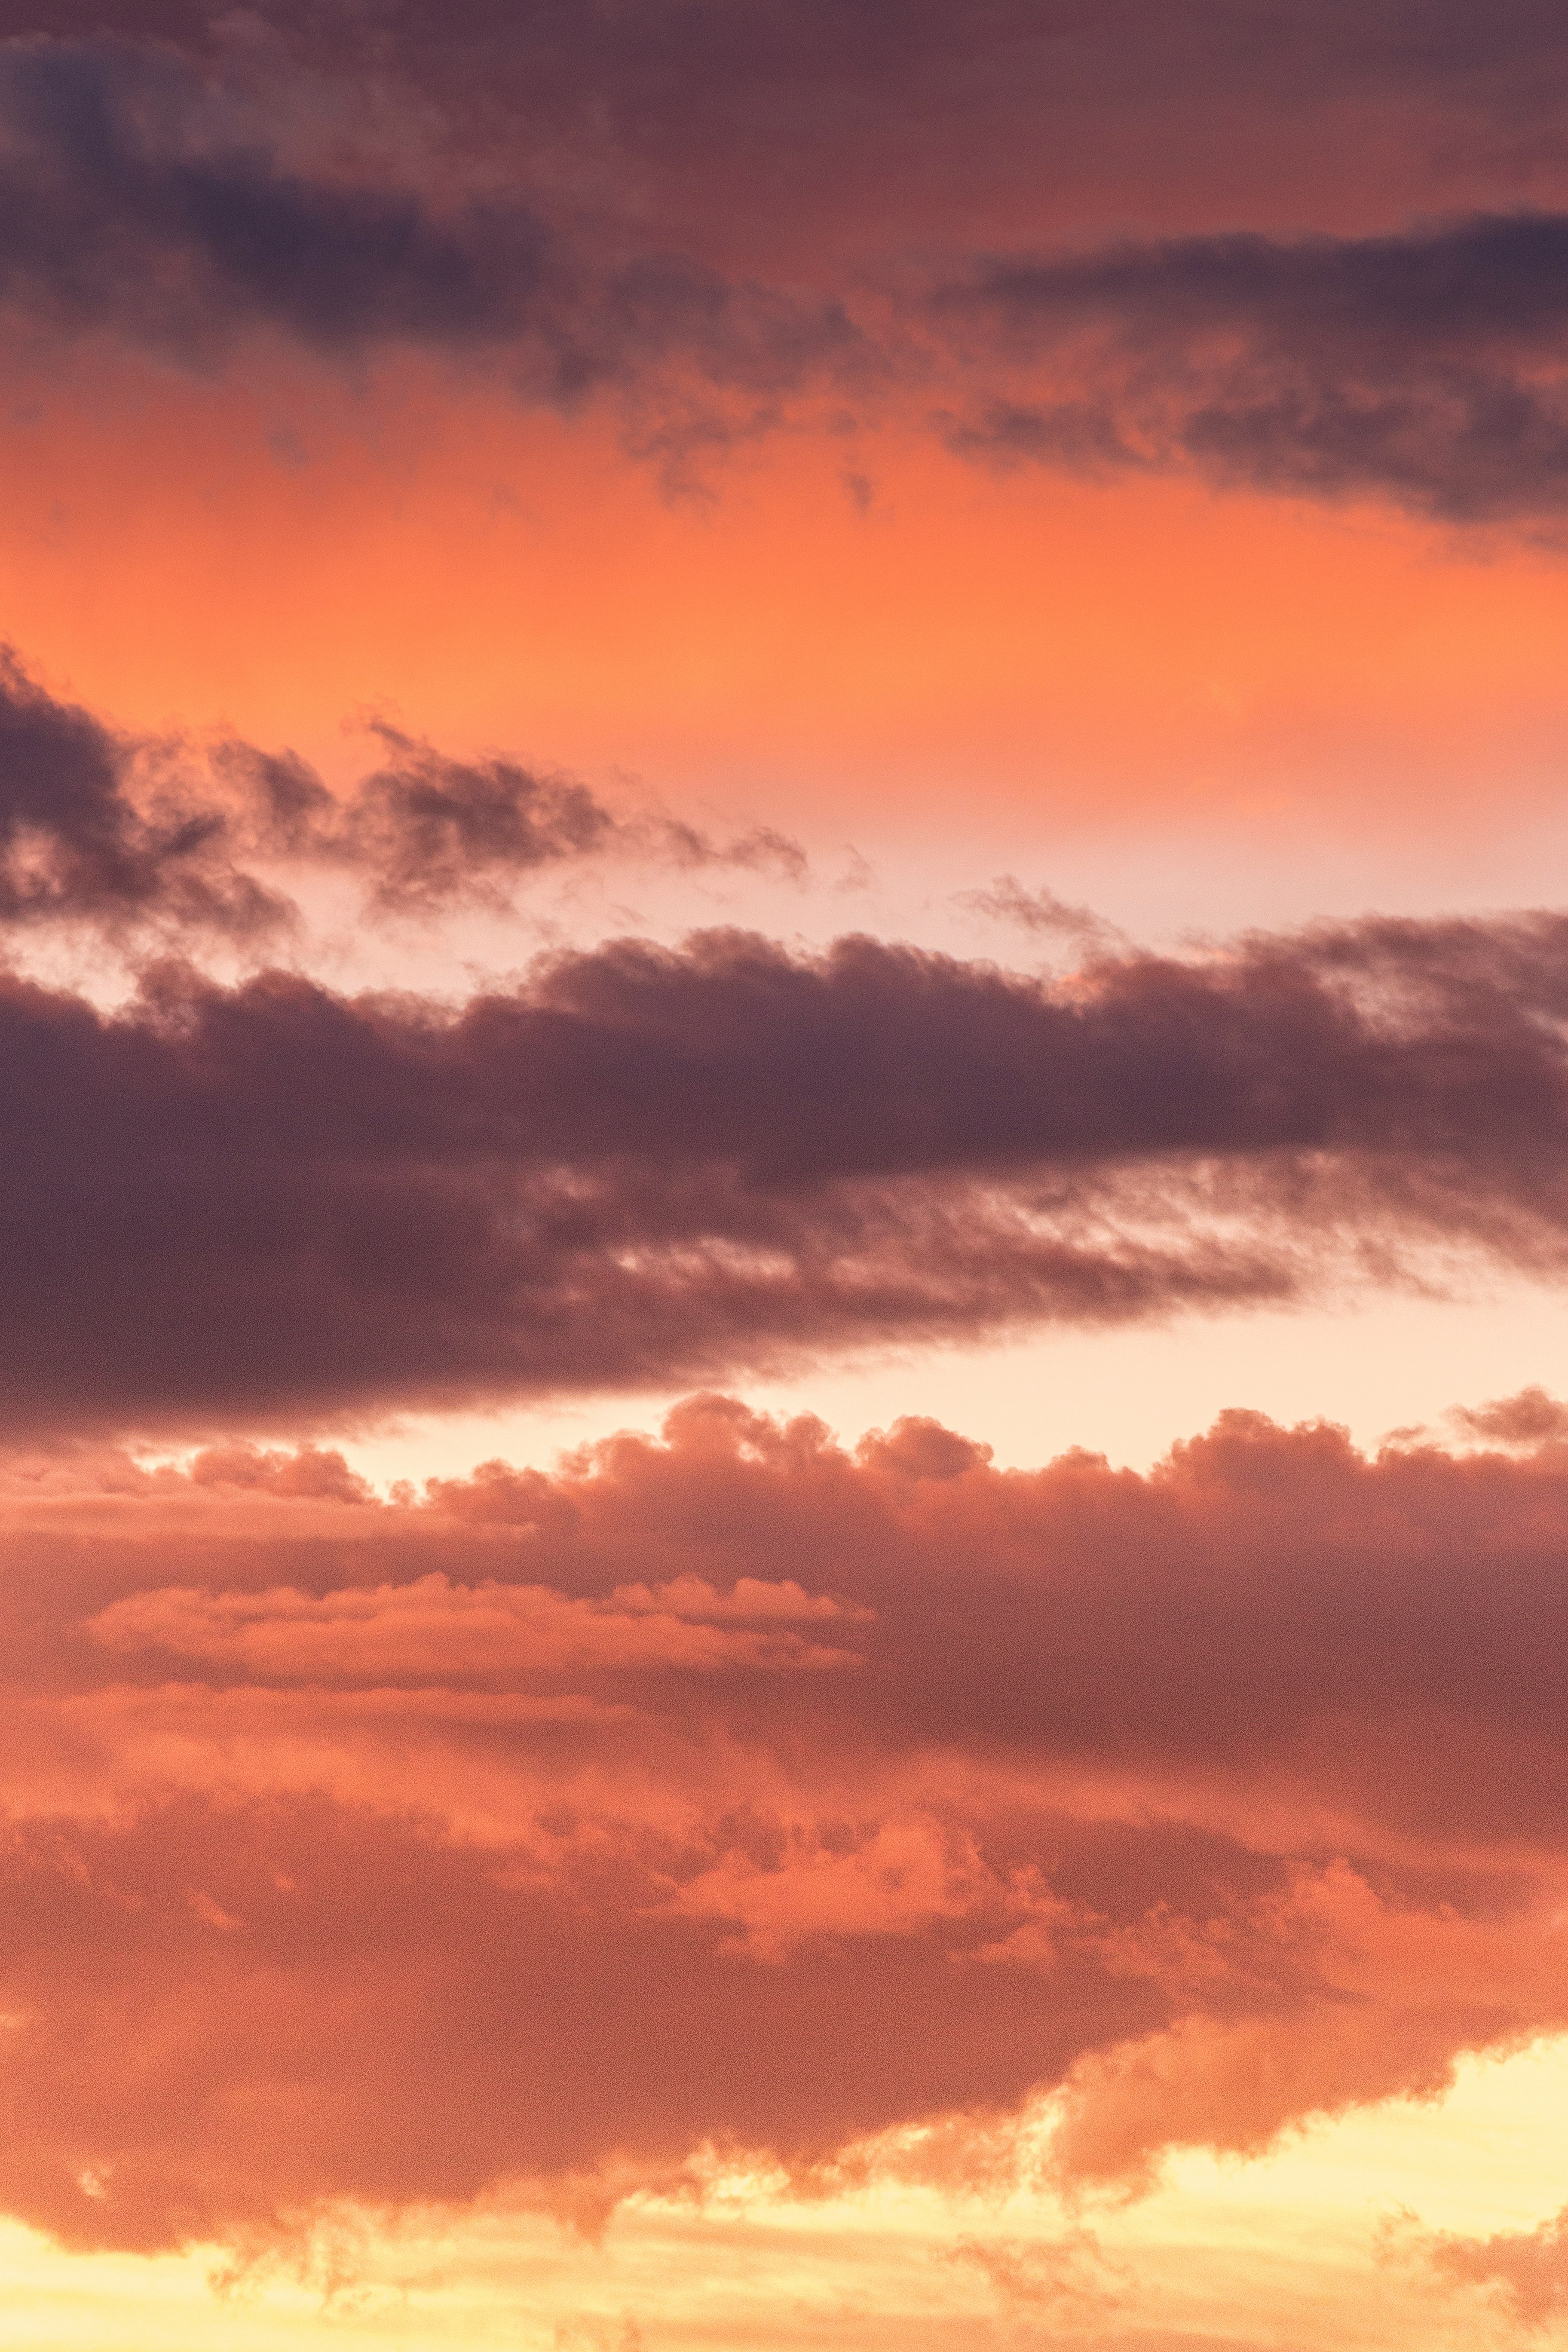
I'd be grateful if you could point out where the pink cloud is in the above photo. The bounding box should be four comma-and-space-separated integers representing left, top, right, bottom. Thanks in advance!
0, 1396, 1565, 2247
88, 1573, 864, 1681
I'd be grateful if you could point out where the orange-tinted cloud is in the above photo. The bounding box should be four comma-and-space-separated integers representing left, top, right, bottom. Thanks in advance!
4, 1396, 1568, 2248
11, 5, 1568, 893
89, 1571, 863, 1678
1421, 2205, 1568, 2327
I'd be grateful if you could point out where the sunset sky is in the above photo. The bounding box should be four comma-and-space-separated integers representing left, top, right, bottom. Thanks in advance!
8, 6, 1568, 2347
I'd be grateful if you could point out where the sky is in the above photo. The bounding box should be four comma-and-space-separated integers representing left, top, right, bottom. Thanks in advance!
6, 4, 1568, 2347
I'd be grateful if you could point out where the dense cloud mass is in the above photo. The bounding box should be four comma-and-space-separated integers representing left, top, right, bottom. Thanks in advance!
4, 1397, 1568, 2248
2, 15, 1568, 513
2, 904, 1568, 1425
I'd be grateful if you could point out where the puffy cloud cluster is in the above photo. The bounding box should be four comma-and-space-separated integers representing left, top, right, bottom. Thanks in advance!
4, 1395, 1568, 2248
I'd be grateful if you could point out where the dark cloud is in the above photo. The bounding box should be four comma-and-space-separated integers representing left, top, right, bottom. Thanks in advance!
0, 649, 287, 938
0, 908, 1567, 1426
3, 24, 1568, 515
939, 212, 1568, 521
231, 731, 808, 905
6, 1402, 1568, 2244
226, 727, 621, 916
8, 3, 1568, 252
0, 653, 804, 940
0, 39, 543, 356
0, 35, 860, 414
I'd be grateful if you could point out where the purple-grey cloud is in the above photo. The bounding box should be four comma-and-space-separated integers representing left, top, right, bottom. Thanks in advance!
0, 906, 1567, 1427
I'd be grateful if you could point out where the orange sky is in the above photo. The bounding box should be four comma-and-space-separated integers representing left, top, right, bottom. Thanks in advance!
6, 9, 1568, 2347
5, 355, 1568, 892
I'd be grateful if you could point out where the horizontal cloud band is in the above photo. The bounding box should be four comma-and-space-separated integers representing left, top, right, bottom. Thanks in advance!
8, 39, 1568, 517
940, 211, 1568, 520
3, 906, 1568, 1422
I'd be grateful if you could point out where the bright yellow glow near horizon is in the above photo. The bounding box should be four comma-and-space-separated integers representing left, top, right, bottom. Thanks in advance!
3, 2039, 1565, 2349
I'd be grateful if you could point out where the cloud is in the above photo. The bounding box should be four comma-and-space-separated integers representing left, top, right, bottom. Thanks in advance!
1420, 2206, 1568, 2325
938, 212, 1568, 522
0, 649, 288, 940
230, 724, 621, 914
0, 37, 860, 416
953, 874, 1120, 949
0, 37, 543, 359
2, 905, 1568, 1426
6, 1400, 1568, 2245
31, 2, 1568, 254
945, 2227, 1128, 2323
9, 28, 1568, 517
1449, 1383, 1568, 1443
88, 1571, 864, 1678
0, 652, 805, 943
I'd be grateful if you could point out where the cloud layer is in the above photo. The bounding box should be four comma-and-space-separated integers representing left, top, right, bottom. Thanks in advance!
2, 901, 1568, 1425
6, 1395, 1568, 2248
3, 7, 1568, 2324
7, 24, 1568, 515
0, 35, 861, 437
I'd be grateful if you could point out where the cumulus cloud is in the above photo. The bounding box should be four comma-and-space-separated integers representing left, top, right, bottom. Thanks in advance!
5, 1400, 1568, 2245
